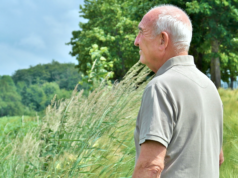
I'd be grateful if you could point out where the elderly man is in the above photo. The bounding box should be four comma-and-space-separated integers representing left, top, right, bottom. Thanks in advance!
132, 4, 223, 178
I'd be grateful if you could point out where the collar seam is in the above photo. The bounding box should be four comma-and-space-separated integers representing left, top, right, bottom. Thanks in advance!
156, 64, 195, 76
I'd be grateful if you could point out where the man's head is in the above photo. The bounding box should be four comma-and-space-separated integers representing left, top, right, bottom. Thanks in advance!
134, 4, 192, 72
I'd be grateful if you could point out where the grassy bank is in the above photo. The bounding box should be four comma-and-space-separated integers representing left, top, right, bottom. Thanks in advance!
0, 65, 238, 177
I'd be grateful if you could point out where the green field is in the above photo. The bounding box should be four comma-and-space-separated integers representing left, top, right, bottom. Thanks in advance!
0, 65, 238, 177
219, 89, 238, 178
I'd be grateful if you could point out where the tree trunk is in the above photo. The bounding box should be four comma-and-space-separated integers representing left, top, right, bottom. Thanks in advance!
211, 40, 221, 88
230, 76, 234, 89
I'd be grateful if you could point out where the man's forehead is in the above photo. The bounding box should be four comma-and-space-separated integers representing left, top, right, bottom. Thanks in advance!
138, 13, 156, 29
145, 8, 161, 21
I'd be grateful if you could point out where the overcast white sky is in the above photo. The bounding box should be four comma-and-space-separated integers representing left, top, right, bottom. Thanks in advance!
0, 0, 86, 76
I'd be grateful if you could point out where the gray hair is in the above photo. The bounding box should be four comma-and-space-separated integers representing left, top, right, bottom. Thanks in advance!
150, 5, 193, 54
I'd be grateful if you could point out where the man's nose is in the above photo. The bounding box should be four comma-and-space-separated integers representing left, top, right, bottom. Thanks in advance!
134, 35, 139, 47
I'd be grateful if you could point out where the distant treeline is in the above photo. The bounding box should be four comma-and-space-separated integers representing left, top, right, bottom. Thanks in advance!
0, 61, 86, 117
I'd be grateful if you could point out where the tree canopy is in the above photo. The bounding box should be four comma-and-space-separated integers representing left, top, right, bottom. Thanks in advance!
67, 0, 139, 80
68, 0, 238, 88
186, 0, 238, 88
0, 62, 83, 117
12, 60, 83, 90
0, 76, 23, 116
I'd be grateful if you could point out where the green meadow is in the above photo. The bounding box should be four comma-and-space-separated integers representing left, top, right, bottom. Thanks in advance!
219, 89, 238, 178
0, 65, 238, 177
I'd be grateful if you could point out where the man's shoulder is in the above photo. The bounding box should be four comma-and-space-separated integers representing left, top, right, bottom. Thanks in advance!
146, 65, 217, 94
146, 67, 185, 90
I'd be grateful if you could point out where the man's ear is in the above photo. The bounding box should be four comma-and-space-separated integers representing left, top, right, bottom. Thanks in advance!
158, 32, 169, 50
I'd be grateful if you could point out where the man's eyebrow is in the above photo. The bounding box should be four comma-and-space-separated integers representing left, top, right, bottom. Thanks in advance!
138, 27, 143, 31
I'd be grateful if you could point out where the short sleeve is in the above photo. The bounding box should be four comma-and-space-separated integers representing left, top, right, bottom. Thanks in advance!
138, 85, 175, 148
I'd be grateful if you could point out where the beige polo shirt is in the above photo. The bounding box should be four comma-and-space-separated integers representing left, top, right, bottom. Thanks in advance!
134, 55, 223, 178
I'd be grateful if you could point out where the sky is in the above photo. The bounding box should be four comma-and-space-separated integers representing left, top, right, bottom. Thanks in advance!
0, 0, 86, 76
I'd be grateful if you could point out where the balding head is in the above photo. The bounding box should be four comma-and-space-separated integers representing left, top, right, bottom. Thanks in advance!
147, 5, 192, 54
134, 4, 192, 72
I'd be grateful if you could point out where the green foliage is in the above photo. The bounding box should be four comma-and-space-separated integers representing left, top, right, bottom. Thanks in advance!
220, 52, 238, 85
42, 82, 60, 107
80, 44, 114, 90
15, 81, 27, 95
20, 82, 72, 112
21, 85, 46, 112
0, 61, 87, 116
57, 89, 73, 102
0, 76, 24, 116
185, 0, 238, 85
67, 0, 139, 80
12, 60, 83, 91
69, 0, 238, 87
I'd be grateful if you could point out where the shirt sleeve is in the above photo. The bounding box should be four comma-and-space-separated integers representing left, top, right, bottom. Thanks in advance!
138, 84, 175, 148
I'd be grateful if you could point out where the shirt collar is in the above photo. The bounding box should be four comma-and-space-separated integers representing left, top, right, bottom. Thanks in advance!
155, 55, 195, 76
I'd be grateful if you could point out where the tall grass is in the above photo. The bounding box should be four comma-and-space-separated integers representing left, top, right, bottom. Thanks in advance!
0, 63, 151, 177
219, 89, 238, 178
0, 64, 238, 177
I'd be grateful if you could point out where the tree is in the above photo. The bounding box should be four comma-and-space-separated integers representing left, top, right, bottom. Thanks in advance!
67, 0, 139, 80
21, 85, 46, 112
69, 0, 238, 88
186, 0, 238, 88
0, 76, 24, 116
220, 51, 238, 88
42, 82, 60, 107
12, 61, 83, 90
58, 66, 84, 91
